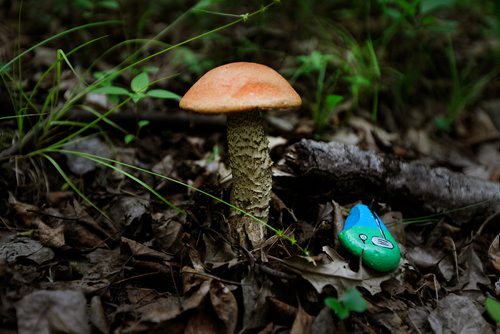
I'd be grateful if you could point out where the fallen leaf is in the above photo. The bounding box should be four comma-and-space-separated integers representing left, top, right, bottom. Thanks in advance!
16, 290, 90, 334
37, 223, 65, 249
184, 309, 220, 334
121, 237, 173, 262
368, 311, 406, 333
209, 280, 238, 334
290, 305, 314, 334
89, 296, 109, 334
139, 280, 211, 323
406, 246, 444, 270
108, 196, 149, 229
152, 210, 184, 253
407, 306, 432, 333
0, 236, 54, 264
427, 294, 493, 334
309, 307, 335, 334
488, 234, 500, 273
458, 245, 490, 291
282, 246, 403, 295
267, 297, 297, 325
241, 270, 273, 331
10, 197, 65, 248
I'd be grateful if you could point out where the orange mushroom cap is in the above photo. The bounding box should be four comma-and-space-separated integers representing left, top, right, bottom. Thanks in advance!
179, 62, 301, 114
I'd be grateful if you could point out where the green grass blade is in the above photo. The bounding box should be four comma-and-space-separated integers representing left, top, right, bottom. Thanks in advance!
78, 105, 130, 136
47, 149, 309, 254
0, 20, 121, 74
66, 151, 183, 214
43, 154, 110, 220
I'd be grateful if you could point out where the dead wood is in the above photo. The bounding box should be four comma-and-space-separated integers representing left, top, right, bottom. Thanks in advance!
66, 109, 227, 130
275, 139, 500, 224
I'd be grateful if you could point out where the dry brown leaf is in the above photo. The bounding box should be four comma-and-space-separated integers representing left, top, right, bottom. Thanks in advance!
241, 270, 273, 331
458, 245, 490, 291
37, 223, 65, 248
282, 246, 404, 295
290, 306, 314, 334
16, 290, 90, 334
488, 234, 500, 273
406, 246, 444, 270
139, 280, 211, 323
121, 237, 173, 262
10, 197, 65, 248
89, 296, 109, 334
209, 280, 238, 334
309, 307, 335, 334
428, 294, 493, 334
0, 236, 54, 264
184, 310, 220, 334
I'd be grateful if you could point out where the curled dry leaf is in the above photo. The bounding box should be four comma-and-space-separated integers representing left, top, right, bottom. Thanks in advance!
139, 279, 211, 323
488, 234, 500, 273
458, 245, 490, 291
152, 210, 184, 253
121, 237, 173, 262
89, 296, 109, 334
137, 267, 237, 334
290, 306, 314, 334
10, 197, 65, 248
209, 280, 238, 334
108, 196, 149, 229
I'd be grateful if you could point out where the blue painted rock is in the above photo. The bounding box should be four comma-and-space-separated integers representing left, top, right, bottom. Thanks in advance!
338, 204, 401, 272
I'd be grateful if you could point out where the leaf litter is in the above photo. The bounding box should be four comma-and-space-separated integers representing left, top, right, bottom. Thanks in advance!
1, 124, 499, 333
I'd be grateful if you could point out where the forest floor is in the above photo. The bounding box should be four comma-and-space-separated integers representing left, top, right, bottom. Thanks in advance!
1, 1, 500, 333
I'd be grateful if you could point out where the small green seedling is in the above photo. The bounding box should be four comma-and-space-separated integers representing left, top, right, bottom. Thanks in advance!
92, 71, 181, 104
92, 71, 180, 143
124, 120, 150, 144
485, 297, 500, 323
324, 287, 368, 320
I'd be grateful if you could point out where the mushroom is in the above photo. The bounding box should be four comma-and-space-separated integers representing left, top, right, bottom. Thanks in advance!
179, 62, 301, 247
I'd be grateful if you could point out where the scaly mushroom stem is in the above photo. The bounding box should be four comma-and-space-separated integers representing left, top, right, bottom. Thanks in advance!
227, 111, 272, 247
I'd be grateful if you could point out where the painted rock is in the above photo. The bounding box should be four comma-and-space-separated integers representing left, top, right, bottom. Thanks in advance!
338, 204, 401, 272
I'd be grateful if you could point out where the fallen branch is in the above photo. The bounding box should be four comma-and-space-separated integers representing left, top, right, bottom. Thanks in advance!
275, 139, 500, 224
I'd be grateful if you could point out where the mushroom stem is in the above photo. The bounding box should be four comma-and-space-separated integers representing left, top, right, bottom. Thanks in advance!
226, 111, 272, 247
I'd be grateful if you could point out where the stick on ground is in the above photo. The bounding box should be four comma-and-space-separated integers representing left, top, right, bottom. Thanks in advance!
275, 139, 500, 224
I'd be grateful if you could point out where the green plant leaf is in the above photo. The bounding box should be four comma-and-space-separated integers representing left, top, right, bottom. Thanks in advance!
131, 72, 149, 93
43, 154, 109, 219
0, 20, 121, 75
146, 89, 181, 100
420, 0, 455, 15
342, 288, 368, 313
433, 116, 451, 131
142, 66, 159, 73
124, 134, 135, 144
92, 86, 130, 95
324, 94, 343, 111
485, 297, 500, 323
131, 92, 146, 103
138, 120, 150, 128
325, 297, 350, 320
98, 0, 120, 10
